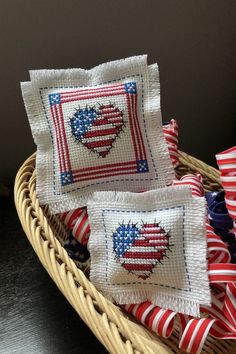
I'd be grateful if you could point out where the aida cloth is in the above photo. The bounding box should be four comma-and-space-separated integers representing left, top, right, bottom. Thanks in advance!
21, 55, 174, 213
87, 186, 211, 317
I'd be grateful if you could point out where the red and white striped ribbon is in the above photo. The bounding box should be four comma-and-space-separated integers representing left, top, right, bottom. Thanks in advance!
123, 173, 236, 353
123, 245, 236, 353
60, 208, 83, 229
207, 224, 231, 264
216, 146, 236, 234
123, 242, 236, 353
208, 263, 236, 283
172, 173, 204, 197
59, 207, 90, 245
123, 302, 176, 338
163, 119, 179, 168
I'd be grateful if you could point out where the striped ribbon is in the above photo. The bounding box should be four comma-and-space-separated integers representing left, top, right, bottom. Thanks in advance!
163, 119, 179, 168
216, 146, 236, 236
59, 207, 90, 246
123, 173, 236, 353
172, 173, 204, 197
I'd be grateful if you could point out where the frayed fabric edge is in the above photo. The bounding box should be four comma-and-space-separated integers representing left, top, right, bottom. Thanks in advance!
103, 289, 201, 317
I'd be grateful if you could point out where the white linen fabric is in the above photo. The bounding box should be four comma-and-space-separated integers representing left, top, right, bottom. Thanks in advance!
21, 55, 174, 213
87, 186, 211, 317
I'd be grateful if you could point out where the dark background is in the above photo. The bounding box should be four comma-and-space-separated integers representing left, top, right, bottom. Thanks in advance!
0, 0, 236, 185
1, 1, 236, 353
0, 198, 106, 353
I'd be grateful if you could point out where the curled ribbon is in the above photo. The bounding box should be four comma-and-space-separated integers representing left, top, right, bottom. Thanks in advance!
123, 173, 236, 353
163, 119, 179, 168
59, 207, 90, 246
216, 146, 236, 236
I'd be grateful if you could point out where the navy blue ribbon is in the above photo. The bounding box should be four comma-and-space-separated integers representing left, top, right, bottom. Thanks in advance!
64, 231, 90, 262
206, 191, 236, 263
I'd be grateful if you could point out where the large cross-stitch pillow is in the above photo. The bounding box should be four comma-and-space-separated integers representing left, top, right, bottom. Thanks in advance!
21, 56, 174, 213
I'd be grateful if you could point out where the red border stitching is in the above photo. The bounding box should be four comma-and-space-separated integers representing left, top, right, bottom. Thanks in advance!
50, 83, 146, 182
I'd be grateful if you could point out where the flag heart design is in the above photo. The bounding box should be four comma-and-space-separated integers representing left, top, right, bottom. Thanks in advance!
113, 222, 171, 280
70, 104, 124, 157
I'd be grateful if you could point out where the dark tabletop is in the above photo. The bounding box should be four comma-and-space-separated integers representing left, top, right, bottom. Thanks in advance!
0, 196, 106, 354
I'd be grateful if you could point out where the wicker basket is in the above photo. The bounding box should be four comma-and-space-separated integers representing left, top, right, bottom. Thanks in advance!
14, 151, 236, 354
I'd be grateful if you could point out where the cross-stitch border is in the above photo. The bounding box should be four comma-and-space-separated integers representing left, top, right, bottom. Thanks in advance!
39, 74, 160, 196
49, 82, 149, 186
101, 205, 192, 292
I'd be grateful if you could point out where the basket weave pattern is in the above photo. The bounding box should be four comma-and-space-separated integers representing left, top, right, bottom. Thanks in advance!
14, 151, 236, 354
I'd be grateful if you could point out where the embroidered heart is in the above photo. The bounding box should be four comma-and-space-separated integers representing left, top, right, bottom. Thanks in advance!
70, 104, 124, 157
113, 222, 170, 279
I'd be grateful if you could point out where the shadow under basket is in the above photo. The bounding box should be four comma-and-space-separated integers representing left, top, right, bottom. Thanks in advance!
14, 151, 236, 354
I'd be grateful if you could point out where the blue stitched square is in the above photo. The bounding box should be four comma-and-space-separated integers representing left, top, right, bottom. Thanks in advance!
124, 82, 137, 94
61, 171, 73, 186
49, 93, 61, 106
137, 160, 149, 173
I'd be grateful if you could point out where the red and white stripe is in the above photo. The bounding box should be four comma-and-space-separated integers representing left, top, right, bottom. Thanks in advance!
206, 223, 231, 264
126, 92, 147, 162
72, 208, 90, 245
120, 224, 169, 279
136, 302, 156, 325
59, 207, 90, 246
59, 208, 84, 229
51, 104, 72, 174
163, 119, 179, 168
207, 234, 231, 264
216, 146, 236, 234
216, 146, 236, 174
123, 302, 176, 338
123, 257, 236, 353
60, 83, 125, 104
208, 263, 236, 283
80, 104, 124, 158
72, 160, 138, 183
179, 317, 216, 354
223, 283, 236, 327
172, 173, 204, 197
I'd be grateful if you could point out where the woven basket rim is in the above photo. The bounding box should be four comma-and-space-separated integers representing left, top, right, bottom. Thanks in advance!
14, 151, 236, 354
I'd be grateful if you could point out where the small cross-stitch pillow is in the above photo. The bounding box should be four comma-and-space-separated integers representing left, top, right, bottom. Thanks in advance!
21, 55, 174, 213
87, 186, 211, 317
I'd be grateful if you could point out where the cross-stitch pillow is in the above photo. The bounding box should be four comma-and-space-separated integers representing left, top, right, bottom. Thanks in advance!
87, 186, 211, 317
21, 55, 174, 213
